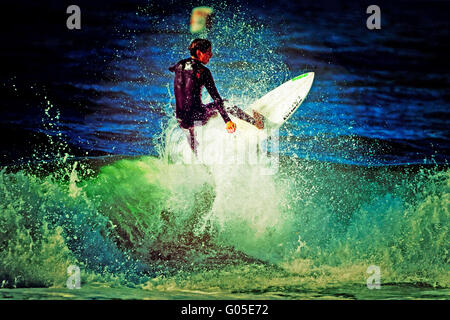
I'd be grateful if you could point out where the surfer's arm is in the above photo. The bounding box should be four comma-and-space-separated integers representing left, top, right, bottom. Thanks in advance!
203, 69, 231, 124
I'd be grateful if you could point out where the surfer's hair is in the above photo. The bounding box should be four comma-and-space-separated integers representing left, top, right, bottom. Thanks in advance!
189, 39, 211, 58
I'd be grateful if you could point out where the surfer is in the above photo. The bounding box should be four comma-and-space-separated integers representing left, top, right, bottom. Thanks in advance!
169, 38, 264, 155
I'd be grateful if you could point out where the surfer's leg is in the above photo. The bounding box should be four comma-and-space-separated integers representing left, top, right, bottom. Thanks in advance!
200, 102, 219, 124
189, 127, 199, 156
225, 105, 255, 124
225, 105, 264, 129
252, 109, 265, 129
205, 102, 220, 116
204, 102, 264, 129
181, 127, 199, 156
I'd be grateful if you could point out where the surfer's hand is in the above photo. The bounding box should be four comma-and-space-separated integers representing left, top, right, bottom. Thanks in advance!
226, 121, 236, 133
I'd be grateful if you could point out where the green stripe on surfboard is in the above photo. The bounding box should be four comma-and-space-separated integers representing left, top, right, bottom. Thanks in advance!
292, 73, 309, 81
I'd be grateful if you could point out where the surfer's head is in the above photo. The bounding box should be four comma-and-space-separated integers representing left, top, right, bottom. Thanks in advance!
189, 38, 213, 64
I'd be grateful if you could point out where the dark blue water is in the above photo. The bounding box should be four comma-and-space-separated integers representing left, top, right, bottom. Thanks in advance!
0, 0, 449, 166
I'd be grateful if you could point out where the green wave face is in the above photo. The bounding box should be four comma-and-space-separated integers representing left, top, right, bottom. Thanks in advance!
1, 155, 448, 292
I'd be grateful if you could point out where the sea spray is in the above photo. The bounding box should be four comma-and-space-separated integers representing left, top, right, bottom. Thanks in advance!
1, 123, 448, 291
276, 158, 449, 287
137, 159, 448, 293
0, 85, 149, 287
81, 156, 215, 261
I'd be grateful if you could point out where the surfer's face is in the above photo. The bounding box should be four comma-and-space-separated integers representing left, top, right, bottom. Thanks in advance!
197, 47, 213, 64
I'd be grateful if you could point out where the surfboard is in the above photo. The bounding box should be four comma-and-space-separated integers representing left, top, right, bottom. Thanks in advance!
245, 72, 314, 129
166, 72, 315, 165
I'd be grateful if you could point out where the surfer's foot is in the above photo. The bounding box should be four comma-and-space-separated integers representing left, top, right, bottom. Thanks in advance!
253, 110, 264, 129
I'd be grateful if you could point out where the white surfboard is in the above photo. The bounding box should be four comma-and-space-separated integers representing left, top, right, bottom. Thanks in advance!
247, 72, 314, 129
166, 72, 314, 165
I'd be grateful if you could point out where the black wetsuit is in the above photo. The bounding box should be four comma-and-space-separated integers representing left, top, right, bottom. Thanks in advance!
169, 57, 256, 154
169, 57, 231, 129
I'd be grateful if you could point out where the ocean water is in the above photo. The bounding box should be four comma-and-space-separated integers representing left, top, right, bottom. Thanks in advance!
0, 0, 448, 299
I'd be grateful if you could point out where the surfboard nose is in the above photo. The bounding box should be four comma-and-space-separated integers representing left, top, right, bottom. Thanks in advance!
250, 71, 315, 126
307, 72, 314, 84
291, 72, 314, 82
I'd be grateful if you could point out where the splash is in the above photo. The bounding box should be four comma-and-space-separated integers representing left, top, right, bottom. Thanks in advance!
1, 145, 448, 291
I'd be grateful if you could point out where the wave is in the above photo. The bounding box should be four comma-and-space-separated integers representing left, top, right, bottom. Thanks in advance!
1, 153, 448, 289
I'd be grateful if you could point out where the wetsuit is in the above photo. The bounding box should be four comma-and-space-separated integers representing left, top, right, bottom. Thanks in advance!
169, 57, 256, 154
169, 57, 230, 128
